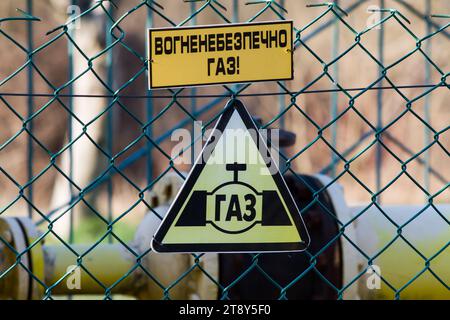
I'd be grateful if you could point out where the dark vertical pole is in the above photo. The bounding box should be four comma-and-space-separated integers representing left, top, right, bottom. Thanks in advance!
330, 0, 340, 178
26, 0, 34, 218
106, 2, 114, 243
146, 5, 154, 189
376, 0, 385, 202
423, 0, 432, 198
68, 0, 76, 244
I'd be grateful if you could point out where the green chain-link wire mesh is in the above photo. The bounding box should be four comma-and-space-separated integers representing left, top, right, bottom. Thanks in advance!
0, 0, 448, 300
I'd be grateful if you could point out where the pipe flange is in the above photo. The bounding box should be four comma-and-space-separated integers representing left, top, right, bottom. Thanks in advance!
0, 217, 44, 299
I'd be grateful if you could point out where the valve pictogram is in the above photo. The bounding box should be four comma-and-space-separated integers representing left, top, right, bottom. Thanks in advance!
152, 99, 309, 253
175, 162, 292, 234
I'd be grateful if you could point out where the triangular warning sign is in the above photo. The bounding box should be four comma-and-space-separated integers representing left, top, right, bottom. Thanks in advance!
152, 100, 310, 253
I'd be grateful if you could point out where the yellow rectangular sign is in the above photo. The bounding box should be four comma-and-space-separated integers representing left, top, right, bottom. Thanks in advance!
148, 21, 293, 89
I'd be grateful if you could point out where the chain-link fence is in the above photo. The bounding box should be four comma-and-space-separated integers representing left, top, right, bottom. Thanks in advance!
0, 0, 448, 300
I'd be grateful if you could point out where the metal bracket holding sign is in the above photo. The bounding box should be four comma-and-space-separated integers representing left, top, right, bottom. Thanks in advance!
152, 100, 309, 253
148, 21, 293, 89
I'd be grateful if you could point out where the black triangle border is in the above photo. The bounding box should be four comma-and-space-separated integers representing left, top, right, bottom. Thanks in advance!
152, 99, 310, 253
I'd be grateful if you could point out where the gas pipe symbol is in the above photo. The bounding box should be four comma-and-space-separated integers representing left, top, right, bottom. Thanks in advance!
175, 162, 293, 233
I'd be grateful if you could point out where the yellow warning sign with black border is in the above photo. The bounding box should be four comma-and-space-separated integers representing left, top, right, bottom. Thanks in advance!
152, 100, 309, 253
148, 20, 293, 89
